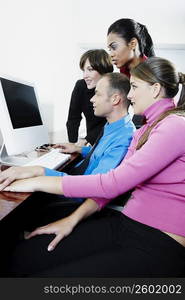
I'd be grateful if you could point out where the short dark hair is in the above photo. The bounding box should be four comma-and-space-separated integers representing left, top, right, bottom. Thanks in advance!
107, 18, 155, 57
80, 49, 113, 74
103, 72, 130, 109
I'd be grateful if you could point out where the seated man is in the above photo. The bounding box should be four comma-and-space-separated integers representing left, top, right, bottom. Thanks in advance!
0, 72, 135, 204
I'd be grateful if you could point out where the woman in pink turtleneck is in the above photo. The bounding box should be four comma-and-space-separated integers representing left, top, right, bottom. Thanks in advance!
1, 57, 185, 277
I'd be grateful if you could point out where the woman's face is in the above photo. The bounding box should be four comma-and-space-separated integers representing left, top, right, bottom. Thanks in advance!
107, 32, 134, 69
83, 59, 102, 89
128, 75, 157, 115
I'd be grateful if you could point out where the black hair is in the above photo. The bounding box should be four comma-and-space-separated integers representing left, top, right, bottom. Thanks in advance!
107, 18, 155, 57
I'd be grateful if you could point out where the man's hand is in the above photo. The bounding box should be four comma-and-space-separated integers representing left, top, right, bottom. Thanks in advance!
26, 216, 76, 251
53, 143, 82, 154
0, 166, 44, 191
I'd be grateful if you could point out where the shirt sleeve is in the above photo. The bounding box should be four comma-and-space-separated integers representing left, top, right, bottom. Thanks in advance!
44, 168, 67, 177
66, 80, 83, 143
81, 146, 91, 158
85, 120, 106, 145
62, 115, 185, 208
89, 134, 132, 175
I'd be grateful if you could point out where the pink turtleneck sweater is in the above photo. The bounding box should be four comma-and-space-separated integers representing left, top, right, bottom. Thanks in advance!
63, 99, 185, 237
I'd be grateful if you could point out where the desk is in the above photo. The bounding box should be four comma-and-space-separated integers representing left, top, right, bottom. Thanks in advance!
0, 152, 79, 221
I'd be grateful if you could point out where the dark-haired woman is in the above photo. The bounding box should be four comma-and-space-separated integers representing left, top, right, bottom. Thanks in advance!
3, 57, 185, 278
66, 49, 113, 145
107, 18, 155, 127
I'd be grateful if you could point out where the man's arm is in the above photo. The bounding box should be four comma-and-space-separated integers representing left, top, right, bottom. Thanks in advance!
89, 141, 131, 175
88, 130, 133, 175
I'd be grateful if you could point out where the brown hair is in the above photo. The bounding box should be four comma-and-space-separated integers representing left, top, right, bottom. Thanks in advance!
130, 57, 185, 150
79, 49, 113, 75
102, 72, 130, 109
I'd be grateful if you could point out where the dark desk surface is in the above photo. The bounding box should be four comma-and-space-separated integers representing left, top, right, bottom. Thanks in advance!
0, 152, 79, 221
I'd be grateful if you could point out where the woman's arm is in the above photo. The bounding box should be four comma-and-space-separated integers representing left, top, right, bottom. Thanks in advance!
3, 116, 185, 205
63, 115, 185, 202
3, 176, 63, 193
26, 198, 99, 251
0, 166, 44, 191
66, 80, 83, 143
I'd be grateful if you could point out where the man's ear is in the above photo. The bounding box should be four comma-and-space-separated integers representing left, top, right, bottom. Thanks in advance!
128, 38, 138, 50
112, 93, 121, 106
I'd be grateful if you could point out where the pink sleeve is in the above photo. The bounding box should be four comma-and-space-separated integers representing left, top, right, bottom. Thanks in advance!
63, 116, 185, 208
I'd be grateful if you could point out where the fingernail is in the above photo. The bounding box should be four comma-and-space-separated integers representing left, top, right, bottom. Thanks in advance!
48, 245, 54, 252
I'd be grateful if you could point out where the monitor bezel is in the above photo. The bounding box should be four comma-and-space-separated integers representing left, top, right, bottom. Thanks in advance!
0, 75, 49, 156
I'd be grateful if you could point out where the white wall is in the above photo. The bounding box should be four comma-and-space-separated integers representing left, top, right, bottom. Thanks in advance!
0, 0, 184, 144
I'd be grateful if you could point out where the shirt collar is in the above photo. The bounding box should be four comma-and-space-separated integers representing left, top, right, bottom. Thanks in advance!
143, 98, 175, 126
104, 114, 131, 135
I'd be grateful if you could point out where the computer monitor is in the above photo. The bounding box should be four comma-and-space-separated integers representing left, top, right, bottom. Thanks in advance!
0, 76, 49, 166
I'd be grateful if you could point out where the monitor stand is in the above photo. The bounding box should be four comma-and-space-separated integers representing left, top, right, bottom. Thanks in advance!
0, 144, 32, 166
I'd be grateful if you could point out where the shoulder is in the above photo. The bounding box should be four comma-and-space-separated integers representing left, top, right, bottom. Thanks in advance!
128, 120, 136, 132
151, 114, 185, 139
108, 126, 134, 147
72, 79, 88, 99
73, 79, 87, 90
156, 114, 185, 130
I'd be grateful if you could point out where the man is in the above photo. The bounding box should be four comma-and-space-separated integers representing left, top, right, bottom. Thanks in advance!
44, 72, 135, 181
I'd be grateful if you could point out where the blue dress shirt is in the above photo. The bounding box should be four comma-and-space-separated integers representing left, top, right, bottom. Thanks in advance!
45, 114, 135, 178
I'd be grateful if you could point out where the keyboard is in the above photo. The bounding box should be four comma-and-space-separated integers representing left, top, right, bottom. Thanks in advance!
24, 149, 71, 169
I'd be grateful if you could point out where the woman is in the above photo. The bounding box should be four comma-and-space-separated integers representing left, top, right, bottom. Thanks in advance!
66, 49, 113, 145
2, 57, 185, 277
107, 18, 155, 127
107, 18, 155, 75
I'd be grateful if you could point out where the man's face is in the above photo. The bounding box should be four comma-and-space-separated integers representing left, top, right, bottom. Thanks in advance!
90, 77, 113, 118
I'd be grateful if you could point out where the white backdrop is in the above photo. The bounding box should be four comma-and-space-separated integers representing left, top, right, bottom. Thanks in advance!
0, 0, 184, 144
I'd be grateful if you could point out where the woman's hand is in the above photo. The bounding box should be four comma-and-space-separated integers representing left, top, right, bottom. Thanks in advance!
2, 177, 41, 192
25, 198, 99, 251
26, 216, 76, 251
2, 176, 63, 194
0, 166, 44, 191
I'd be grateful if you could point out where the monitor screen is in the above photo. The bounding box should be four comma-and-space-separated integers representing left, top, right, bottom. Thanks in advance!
0, 76, 49, 158
0, 78, 43, 129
